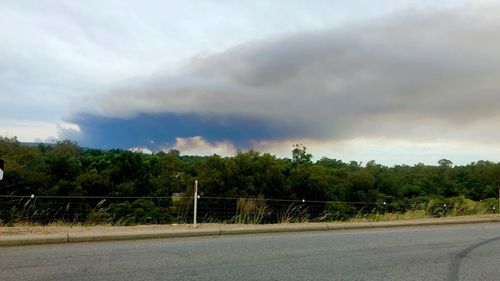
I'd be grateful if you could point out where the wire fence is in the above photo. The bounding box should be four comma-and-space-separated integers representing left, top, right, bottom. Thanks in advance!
0, 194, 498, 226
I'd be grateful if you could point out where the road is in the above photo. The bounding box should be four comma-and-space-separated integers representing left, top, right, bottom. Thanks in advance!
1, 223, 500, 281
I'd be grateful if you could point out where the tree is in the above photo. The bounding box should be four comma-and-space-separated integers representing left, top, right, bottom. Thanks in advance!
292, 144, 312, 164
438, 159, 453, 167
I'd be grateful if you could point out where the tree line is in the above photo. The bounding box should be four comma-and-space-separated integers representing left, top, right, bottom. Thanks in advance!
0, 137, 499, 225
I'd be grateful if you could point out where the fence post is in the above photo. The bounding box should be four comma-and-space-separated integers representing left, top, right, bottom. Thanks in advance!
193, 180, 198, 228
0, 159, 4, 181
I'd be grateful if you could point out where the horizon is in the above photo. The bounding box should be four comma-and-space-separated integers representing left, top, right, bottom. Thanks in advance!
7, 137, 497, 168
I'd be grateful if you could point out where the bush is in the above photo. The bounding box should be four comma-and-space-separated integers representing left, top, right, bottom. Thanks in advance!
87, 211, 112, 224
324, 203, 358, 221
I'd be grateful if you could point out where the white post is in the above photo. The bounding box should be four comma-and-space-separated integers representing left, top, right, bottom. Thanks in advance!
193, 180, 198, 228
0, 159, 4, 181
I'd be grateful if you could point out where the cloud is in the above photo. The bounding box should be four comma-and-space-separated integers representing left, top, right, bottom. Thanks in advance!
87, 4, 500, 148
163, 136, 237, 157
0, 119, 80, 143
57, 122, 81, 133
128, 147, 153, 155
3, 0, 409, 129
60, 112, 294, 149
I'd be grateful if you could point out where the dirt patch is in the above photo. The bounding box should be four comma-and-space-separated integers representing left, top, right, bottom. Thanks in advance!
0, 223, 223, 236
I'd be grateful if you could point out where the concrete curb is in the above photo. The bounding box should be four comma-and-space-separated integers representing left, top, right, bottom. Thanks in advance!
0, 233, 68, 246
67, 229, 222, 243
1, 216, 499, 247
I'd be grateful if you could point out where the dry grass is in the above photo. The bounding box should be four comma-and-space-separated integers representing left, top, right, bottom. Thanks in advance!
232, 197, 267, 224
349, 210, 429, 223
278, 203, 310, 223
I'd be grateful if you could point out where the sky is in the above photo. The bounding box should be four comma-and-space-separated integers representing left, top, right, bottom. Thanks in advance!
1, 0, 500, 165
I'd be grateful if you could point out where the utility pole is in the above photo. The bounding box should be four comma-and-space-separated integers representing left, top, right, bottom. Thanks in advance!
193, 180, 198, 228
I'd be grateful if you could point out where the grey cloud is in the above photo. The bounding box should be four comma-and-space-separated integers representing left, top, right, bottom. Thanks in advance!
96, 4, 500, 142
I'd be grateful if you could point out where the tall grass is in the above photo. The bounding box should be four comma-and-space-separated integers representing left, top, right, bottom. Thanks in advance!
173, 196, 193, 224
232, 197, 267, 224
348, 198, 498, 223
278, 203, 310, 223
87, 199, 112, 224
2, 195, 498, 226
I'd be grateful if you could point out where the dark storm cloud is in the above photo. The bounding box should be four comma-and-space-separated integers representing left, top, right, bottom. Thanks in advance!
84, 4, 500, 146
61, 112, 296, 149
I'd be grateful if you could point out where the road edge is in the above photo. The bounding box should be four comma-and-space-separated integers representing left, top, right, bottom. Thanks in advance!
1, 216, 499, 246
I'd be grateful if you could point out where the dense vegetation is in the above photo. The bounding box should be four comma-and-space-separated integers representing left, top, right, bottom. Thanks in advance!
0, 137, 499, 225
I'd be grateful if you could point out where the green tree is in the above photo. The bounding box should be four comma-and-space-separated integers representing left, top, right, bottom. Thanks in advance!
292, 144, 312, 165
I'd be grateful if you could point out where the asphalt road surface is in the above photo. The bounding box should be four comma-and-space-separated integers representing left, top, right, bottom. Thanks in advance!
2, 223, 500, 281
